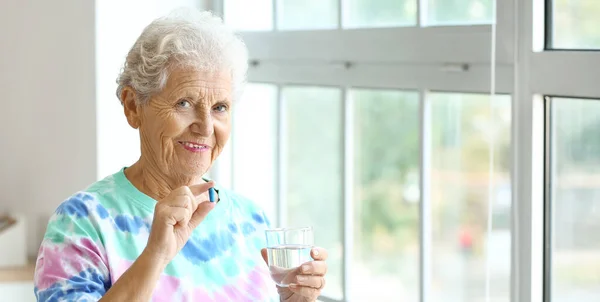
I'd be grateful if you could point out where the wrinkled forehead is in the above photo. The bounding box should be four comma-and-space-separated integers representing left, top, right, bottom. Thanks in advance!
162, 68, 233, 100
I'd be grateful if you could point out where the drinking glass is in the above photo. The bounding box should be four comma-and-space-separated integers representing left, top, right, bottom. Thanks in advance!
265, 226, 314, 287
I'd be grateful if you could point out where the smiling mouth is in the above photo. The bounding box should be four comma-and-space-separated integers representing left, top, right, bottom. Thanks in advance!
178, 141, 211, 152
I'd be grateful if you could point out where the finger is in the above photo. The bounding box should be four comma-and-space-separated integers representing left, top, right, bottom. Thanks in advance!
311, 247, 328, 261
260, 248, 268, 264
171, 185, 194, 197
188, 181, 215, 197
295, 275, 325, 289
300, 260, 328, 276
288, 283, 321, 300
195, 191, 209, 207
188, 200, 216, 228
164, 187, 195, 210
166, 207, 192, 226
163, 195, 192, 209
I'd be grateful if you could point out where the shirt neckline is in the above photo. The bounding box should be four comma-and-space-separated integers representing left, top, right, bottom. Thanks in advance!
112, 167, 228, 215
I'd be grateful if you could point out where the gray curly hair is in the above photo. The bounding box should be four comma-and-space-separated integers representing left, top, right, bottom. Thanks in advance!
116, 9, 249, 105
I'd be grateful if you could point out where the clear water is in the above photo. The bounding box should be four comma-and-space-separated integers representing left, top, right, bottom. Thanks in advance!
267, 244, 312, 287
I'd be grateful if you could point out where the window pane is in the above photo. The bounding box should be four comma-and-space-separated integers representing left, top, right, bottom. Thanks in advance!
430, 93, 511, 302
351, 89, 420, 301
277, 0, 338, 30
551, 0, 600, 49
551, 98, 600, 301
284, 86, 343, 299
224, 0, 273, 31
343, 0, 416, 28
426, 0, 493, 25
232, 84, 278, 222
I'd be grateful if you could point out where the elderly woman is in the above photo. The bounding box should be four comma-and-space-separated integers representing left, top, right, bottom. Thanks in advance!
33, 10, 328, 302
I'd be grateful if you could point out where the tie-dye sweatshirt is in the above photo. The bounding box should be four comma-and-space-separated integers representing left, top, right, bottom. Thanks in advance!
34, 168, 279, 301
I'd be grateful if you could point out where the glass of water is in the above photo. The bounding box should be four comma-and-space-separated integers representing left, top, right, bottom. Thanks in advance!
265, 226, 314, 287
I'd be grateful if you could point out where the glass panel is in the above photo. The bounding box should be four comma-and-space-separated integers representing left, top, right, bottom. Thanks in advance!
551, 0, 600, 49
224, 0, 273, 31
232, 84, 278, 223
277, 0, 338, 30
343, 0, 417, 28
426, 0, 494, 26
284, 86, 343, 299
551, 98, 600, 301
429, 93, 511, 302
351, 89, 420, 301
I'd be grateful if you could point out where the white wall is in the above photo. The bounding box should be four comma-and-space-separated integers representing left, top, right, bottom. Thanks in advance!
0, 0, 210, 258
0, 0, 97, 258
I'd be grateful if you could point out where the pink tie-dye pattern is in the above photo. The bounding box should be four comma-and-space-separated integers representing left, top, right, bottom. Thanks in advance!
152, 274, 186, 302
246, 268, 273, 299
183, 286, 213, 301
109, 257, 133, 285
35, 238, 106, 291
159, 266, 274, 302
110, 258, 216, 302
80, 237, 109, 264
218, 266, 273, 301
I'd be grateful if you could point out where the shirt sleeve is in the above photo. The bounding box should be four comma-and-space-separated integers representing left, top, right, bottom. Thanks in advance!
34, 192, 110, 302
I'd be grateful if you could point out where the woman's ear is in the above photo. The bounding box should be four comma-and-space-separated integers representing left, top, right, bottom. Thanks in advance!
122, 87, 141, 129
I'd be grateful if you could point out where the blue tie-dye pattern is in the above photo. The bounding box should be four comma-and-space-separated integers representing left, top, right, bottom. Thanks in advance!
56, 196, 89, 218
241, 222, 256, 235
114, 214, 147, 234
96, 204, 109, 219
228, 223, 238, 233
181, 228, 237, 264
251, 212, 264, 224
77, 192, 95, 202
34, 268, 109, 302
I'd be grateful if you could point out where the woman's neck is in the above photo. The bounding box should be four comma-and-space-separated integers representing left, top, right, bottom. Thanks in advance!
124, 158, 205, 201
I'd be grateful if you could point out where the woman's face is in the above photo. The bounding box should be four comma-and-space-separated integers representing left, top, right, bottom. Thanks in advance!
125, 68, 232, 178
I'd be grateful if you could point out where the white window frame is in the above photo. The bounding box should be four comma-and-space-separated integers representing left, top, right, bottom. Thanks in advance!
514, 1, 600, 302
208, 0, 600, 301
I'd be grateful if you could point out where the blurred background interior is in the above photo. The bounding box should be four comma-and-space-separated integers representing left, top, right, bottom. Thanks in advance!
1, 0, 599, 301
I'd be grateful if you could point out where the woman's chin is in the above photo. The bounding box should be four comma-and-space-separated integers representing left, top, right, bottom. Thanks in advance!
174, 160, 210, 177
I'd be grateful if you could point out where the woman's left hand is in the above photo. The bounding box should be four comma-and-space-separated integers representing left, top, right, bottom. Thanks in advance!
261, 247, 328, 302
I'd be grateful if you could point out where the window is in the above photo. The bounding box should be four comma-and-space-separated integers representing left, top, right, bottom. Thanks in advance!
223, 0, 273, 31
351, 89, 420, 301
548, 0, 600, 49
429, 93, 511, 302
342, 0, 416, 28
547, 97, 600, 302
212, 0, 514, 301
277, 0, 338, 30
539, 1, 600, 301
231, 83, 278, 220
283, 86, 344, 299
426, 0, 495, 25
224, 0, 500, 31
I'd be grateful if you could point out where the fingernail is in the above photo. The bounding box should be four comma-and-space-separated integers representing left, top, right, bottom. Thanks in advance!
289, 284, 298, 289
297, 275, 306, 282
302, 265, 310, 273
312, 248, 319, 256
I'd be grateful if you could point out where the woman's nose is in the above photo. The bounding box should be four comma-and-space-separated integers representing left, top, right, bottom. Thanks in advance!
189, 111, 214, 136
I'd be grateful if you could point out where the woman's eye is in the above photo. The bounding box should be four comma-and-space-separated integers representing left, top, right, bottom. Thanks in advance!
214, 104, 228, 112
176, 100, 192, 108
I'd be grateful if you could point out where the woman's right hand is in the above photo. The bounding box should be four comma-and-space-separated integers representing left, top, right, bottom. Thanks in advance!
143, 182, 216, 266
